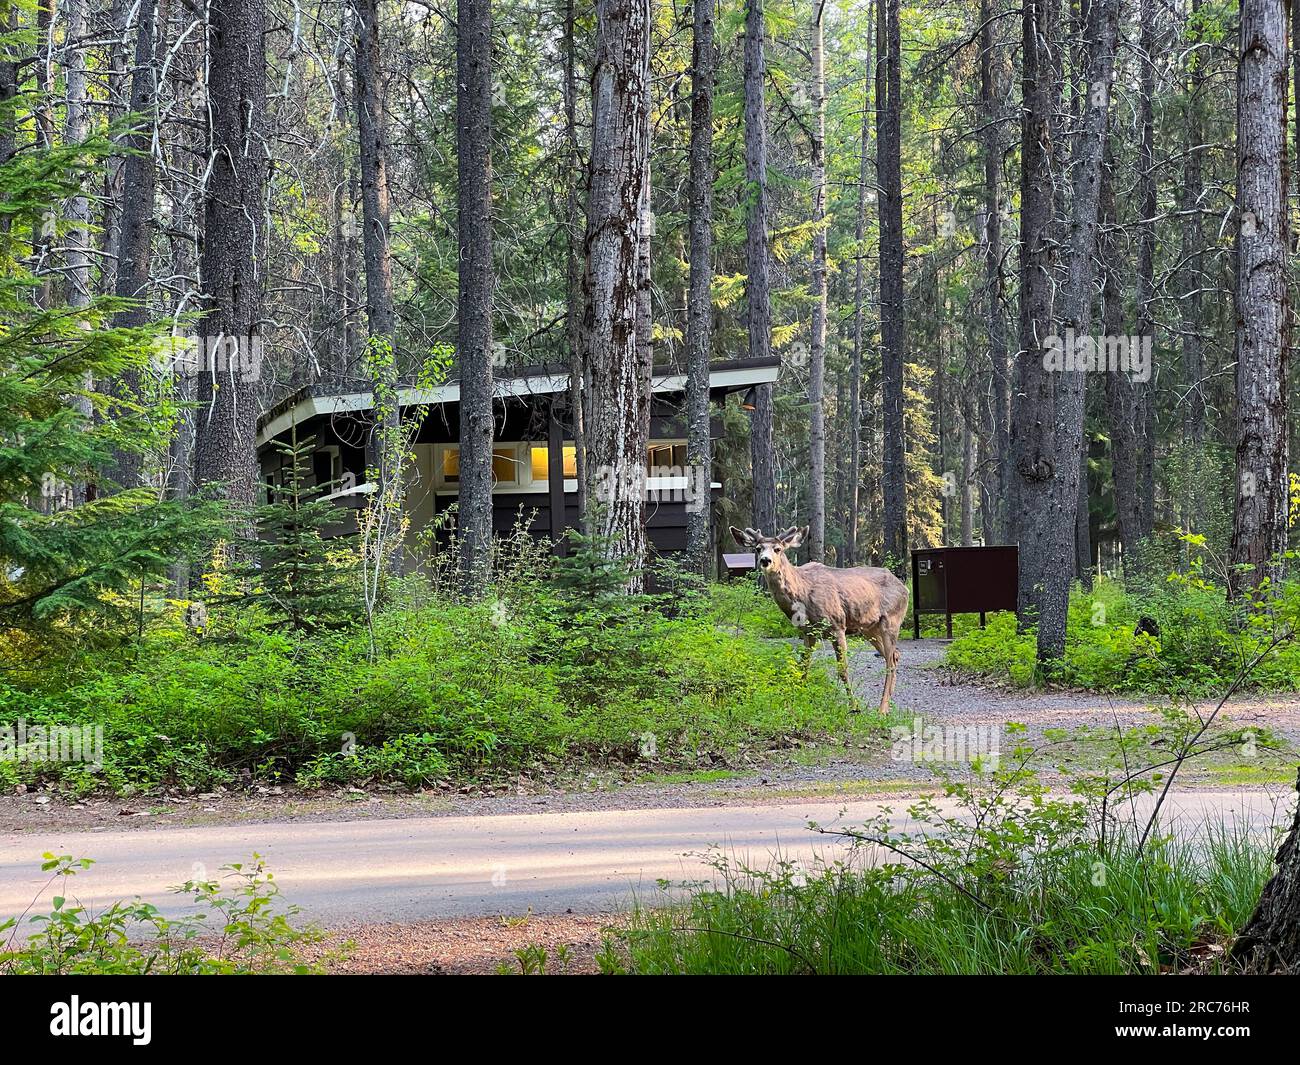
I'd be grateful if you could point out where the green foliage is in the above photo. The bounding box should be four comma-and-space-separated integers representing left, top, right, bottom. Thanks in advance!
696, 579, 797, 638
235, 431, 358, 631
600, 766, 1274, 975
5, 576, 860, 795
0, 95, 224, 637
944, 573, 1300, 695
0, 854, 322, 975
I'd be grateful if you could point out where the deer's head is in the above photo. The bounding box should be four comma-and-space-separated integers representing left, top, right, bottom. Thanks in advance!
730, 525, 808, 575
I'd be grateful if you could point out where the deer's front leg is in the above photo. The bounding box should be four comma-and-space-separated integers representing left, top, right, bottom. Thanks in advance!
801, 632, 816, 678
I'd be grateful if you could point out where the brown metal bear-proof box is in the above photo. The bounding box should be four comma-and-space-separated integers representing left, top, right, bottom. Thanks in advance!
910, 545, 1019, 639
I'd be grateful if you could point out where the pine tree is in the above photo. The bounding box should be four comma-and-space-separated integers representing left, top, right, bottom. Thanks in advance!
0, 98, 220, 630
240, 433, 358, 631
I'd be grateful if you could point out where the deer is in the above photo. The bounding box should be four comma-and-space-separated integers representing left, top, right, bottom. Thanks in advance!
730, 525, 909, 714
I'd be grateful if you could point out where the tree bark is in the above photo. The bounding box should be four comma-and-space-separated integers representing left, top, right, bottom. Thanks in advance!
847, 3, 873, 564
563, 0, 588, 536
456, 0, 495, 594
1232, 768, 1300, 972
353, 0, 404, 566
979, 0, 1009, 545
684, 0, 716, 576
1134, 0, 1158, 542
192, 0, 267, 519
807, 0, 828, 561
1011, 0, 1060, 591
109, 0, 159, 488
0, 1, 15, 186
1179, 0, 1207, 523
744, 0, 776, 534
1013, 0, 1116, 663
878, 0, 906, 573
63, 0, 94, 504
1101, 140, 1143, 577
584, 0, 653, 583
1229, 0, 1290, 596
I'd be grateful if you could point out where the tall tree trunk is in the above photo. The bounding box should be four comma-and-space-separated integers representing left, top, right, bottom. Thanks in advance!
0, 1, 15, 185
1101, 140, 1143, 577
584, 0, 652, 583
684, 0, 716, 576
878, 0, 906, 573
63, 0, 94, 504
979, 0, 1010, 544
163, 0, 203, 591
1229, 0, 1290, 596
1013, 0, 1116, 662
32, 0, 54, 305
744, 0, 776, 534
848, 3, 873, 565
109, 0, 159, 489
564, 0, 588, 536
1179, 0, 1206, 527
807, 0, 828, 561
456, 0, 495, 594
99, 0, 129, 294
192, 0, 267, 520
1134, 0, 1158, 542
1010, 0, 1060, 587
353, 0, 404, 572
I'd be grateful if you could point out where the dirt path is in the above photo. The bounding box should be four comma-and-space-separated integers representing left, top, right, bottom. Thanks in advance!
862, 639, 1300, 737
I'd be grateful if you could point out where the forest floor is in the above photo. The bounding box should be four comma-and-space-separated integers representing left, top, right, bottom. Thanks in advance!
4, 639, 1299, 837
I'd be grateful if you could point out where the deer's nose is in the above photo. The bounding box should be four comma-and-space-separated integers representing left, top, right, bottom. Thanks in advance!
758, 556, 771, 568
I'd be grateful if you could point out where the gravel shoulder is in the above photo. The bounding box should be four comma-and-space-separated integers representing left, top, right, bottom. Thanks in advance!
310, 914, 611, 975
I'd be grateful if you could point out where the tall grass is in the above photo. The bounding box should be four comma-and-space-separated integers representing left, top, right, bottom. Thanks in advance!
600, 821, 1275, 975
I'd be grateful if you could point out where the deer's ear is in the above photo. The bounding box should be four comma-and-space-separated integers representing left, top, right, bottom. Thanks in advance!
784, 526, 808, 549
730, 526, 755, 547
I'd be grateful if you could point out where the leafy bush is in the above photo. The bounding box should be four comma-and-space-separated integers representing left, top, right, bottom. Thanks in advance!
944, 573, 1300, 695
2, 575, 861, 794
0, 854, 322, 975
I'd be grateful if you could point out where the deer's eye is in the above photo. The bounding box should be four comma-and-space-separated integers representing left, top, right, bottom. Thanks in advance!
775, 547, 783, 554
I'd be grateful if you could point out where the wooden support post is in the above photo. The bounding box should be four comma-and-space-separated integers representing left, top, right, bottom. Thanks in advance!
911, 551, 921, 640
548, 398, 566, 555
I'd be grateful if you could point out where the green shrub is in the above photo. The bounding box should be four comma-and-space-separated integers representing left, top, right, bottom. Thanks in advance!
0, 854, 322, 975
601, 767, 1275, 975
944, 574, 1300, 695
3, 576, 862, 794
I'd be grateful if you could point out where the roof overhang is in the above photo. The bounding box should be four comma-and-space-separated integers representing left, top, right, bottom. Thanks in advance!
256, 360, 779, 448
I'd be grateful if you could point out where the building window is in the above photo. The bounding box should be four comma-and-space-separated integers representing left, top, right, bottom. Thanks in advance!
439, 445, 521, 486
492, 448, 520, 484
529, 445, 578, 483
647, 443, 687, 472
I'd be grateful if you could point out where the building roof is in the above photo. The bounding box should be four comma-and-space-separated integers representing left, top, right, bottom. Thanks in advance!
256, 357, 779, 448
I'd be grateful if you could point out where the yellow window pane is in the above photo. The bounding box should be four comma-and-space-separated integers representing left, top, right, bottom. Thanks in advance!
530, 445, 579, 482
492, 448, 517, 483
442, 447, 460, 480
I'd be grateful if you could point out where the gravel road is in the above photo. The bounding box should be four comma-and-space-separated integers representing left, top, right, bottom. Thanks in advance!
1, 790, 1291, 928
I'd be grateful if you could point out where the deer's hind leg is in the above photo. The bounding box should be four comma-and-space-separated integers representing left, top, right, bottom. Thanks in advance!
831, 629, 859, 711
876, 624, 900, 715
